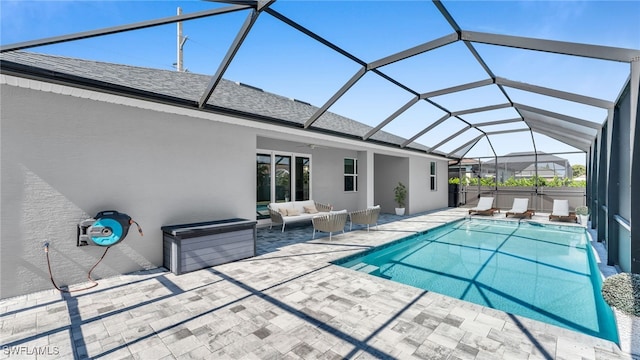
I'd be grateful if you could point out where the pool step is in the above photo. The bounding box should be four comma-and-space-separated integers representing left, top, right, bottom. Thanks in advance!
351, 262, 380, 274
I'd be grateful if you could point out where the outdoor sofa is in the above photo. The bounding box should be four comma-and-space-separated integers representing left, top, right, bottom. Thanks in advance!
267, 200, 333, 232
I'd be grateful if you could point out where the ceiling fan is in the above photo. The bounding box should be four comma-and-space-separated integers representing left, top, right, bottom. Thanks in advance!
297, 143, 328, 150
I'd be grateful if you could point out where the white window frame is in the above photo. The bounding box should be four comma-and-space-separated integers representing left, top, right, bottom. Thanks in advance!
344, 158, 358, 192
430, 161, 437, 191
257, 149, 313, 202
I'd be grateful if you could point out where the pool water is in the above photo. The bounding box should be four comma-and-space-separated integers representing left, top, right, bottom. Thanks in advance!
334, 219, 618, 343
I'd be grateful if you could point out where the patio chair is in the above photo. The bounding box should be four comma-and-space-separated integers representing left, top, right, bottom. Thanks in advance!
468, 197, 499, 216
349, 205, 381, 232
505, 198, 534, 219
312, 210, 348, 240
549, 199, 577, 223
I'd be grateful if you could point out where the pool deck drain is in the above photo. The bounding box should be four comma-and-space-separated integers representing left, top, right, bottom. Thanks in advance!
1, 208, 637, 359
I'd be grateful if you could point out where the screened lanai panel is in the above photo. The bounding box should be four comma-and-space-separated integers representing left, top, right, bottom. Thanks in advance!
449, 136, 483, 159
2, 3, 247, 76
410, 117, 469, 149
432, 127, 485, 155
378, 41, 489, 93
315, 71, 415, 137
464, 137, 495, 159
376, 99, 448, 142
473, 44, 631, 102
446, 1, 640, 46
519, 109, 598, 138
486, 131, 535, 156
224, 12, 362, 108
270, 1, 452, 63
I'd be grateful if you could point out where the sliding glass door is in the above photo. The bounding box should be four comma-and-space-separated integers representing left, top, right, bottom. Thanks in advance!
295, 157, 310, 201
256, 152, 311, 219
256, 154, 272, 219
275, 155, 291, 202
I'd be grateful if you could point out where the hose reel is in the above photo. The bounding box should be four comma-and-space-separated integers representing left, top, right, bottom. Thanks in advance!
77, 210, 142, 247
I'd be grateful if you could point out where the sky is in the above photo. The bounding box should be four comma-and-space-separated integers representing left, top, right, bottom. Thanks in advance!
2, 0, 639, 166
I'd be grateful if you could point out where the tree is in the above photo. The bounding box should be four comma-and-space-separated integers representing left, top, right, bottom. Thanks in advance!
572, 164, 586, 178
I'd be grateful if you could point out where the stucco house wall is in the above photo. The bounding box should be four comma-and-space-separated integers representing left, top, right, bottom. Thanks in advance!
374, 154, 410, 213
1, 72, 450, 298
409, 157, 448, 214
1, 84, 256, 299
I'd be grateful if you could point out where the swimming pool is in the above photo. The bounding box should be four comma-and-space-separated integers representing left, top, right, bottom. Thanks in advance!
333, 219, 618, 343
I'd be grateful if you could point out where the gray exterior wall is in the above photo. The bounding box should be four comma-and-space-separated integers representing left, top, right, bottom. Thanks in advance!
1, 85, 255, 298
409, 157, 448, 213
373, 154, 447, 214
374, 154, 410, 213
255, 137, 367, 211
1, 76, 450, 298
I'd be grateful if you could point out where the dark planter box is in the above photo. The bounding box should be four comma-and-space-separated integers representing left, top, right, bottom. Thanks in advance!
162, 218, 257, 275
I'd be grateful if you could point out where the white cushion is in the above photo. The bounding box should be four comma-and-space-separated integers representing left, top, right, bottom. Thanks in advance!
473, 197, 494, 211
509, 198, 529, 212
304, 205, 319, 214
552, 200, 570, 216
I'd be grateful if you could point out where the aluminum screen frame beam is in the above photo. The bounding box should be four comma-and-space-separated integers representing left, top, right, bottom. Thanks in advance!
447, 134, 484, 159
514, 103, 602, 130
472, 118, 523, 127
485, 128, 531, 136
368, 33, 459, 70
199, 7, 265, 108
363, 96, 420, 140
496, 77, 614, 109
516, 103, 601, 131
523, 113, 598, 140
451, 103, 512, 117
401, 114, 451, 147
428, 125, 473, 153
304, 66, 367, 128
526, 121, 593, 151
419, 78, 494, 99
461, 31, 640, 63
0, 5, 251, 53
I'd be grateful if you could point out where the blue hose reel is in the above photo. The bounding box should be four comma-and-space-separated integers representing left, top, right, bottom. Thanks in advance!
78, 210, 141, 247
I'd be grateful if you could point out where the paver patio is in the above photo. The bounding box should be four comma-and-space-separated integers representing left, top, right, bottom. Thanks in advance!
0, 208, 636, 359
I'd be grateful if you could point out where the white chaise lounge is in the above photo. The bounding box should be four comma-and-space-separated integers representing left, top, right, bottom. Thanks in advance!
267, 200, 333, 232
468, 197, 499, 216
549, 199, 577, 223
505, 198, 534, 219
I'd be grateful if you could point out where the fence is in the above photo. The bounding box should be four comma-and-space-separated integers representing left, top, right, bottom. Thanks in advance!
459, 186, 586, 212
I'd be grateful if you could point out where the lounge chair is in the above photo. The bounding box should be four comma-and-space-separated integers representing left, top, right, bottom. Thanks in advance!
549, 199, 577, 223
505, 198, 534, 218
312, 210, 348, 240
349, 205, 381, 231
468, 197, 499, 215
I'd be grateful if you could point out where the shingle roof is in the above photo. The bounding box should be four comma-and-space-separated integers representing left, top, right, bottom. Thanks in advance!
0, 51, 431, 153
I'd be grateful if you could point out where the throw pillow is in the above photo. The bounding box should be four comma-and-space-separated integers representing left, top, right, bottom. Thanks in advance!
303, 205, 318, 214
287, 208, 300, 216
278, 207, 288, 216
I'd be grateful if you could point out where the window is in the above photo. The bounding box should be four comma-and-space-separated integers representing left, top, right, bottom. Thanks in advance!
344, 158, 358, 192
430, 161, 437, 191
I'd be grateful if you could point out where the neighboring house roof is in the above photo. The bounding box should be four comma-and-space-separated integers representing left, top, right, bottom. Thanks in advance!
482, 151, 572, 174
0, 51, 432, 153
